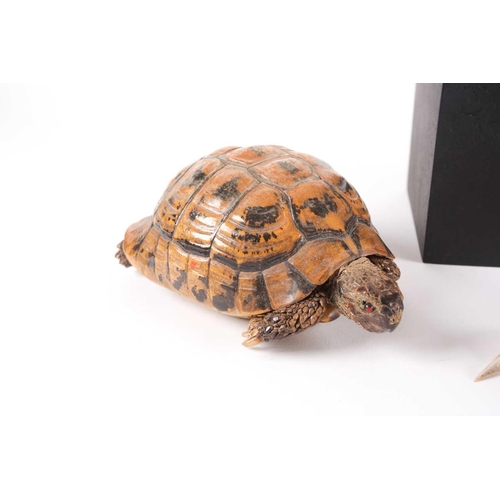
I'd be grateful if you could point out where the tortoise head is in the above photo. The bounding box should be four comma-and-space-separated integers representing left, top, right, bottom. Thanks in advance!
332, 257, 404, 333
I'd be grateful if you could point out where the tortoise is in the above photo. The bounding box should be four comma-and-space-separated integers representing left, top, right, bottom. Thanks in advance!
116, 145, 403, 346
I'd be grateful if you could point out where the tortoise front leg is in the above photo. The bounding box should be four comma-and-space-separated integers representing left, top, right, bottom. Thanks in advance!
368, 255, 401, 281
242, 291, 339, 347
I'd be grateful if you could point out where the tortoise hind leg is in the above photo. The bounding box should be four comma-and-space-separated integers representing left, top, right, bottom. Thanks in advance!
242, 291, 338, 347
115, 240, 132, 268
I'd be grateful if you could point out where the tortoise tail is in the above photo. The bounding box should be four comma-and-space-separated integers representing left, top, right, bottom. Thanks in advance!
115, 240, 132, 268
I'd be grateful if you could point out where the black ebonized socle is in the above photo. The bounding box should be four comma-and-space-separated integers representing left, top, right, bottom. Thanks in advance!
408, 83, 500, 267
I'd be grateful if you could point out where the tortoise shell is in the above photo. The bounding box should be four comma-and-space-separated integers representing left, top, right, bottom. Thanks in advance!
122, 145, 393, 318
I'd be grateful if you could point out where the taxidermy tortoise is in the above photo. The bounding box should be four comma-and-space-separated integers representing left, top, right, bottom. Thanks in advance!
116, 145, 403, 346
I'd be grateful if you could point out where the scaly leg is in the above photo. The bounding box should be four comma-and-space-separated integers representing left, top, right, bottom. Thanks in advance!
242, 291, 339, 347
368, 255, 401, 281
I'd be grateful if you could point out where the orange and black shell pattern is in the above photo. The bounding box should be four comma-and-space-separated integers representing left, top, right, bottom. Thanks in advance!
121, 145, 393, 318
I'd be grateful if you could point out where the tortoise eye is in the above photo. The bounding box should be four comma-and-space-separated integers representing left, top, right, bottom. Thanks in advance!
363, 302, 374, 313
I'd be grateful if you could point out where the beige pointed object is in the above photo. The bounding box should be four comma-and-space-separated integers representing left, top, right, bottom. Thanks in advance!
475, 353, 500, 382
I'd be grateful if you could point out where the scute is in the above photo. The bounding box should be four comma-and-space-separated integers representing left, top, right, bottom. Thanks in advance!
223, 145, 285, 165
250, 156, 316, 188
286, 180, 353, 238
262, 261, 316, 310
154, 157, 225, 234
172, 166, 258, 256
212, 183, 304, 272
122, 146, 394, 318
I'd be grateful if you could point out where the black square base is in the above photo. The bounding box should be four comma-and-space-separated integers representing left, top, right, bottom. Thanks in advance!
408, 83, 500, 267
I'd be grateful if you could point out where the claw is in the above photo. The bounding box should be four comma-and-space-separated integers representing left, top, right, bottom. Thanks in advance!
242, 336, 262, 347
475, 352, 500, 382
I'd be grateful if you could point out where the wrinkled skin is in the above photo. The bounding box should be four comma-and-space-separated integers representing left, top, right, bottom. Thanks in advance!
331, 257, 404, 333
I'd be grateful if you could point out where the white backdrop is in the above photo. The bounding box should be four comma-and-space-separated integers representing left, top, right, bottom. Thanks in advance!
1, 1, 500, 499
